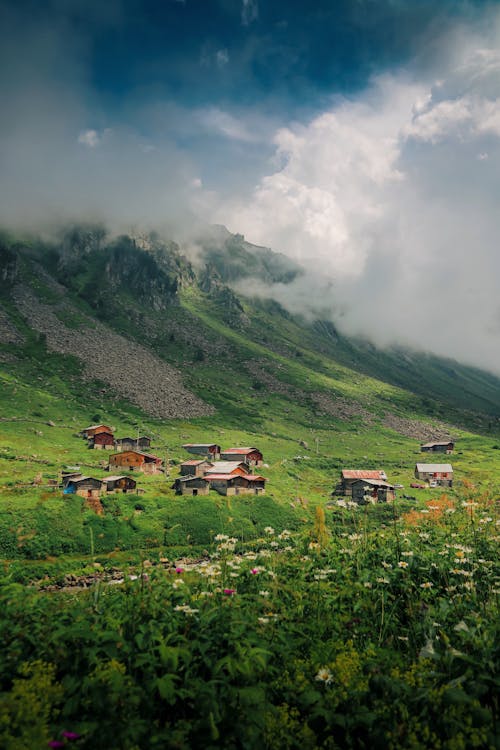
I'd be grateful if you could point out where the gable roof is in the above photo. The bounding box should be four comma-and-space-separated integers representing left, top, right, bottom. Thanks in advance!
204, 461, 247, 474
83, 424, 112, 431
416, 463, 453, 472
341, 470, 387, 480
351, 479, 394, 489
111, 450, 160, 461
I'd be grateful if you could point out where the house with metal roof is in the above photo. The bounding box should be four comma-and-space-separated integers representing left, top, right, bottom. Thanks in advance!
415, 463, 453, 487
204, 461, 248, 476
420, 441, 454, 454
335, 469, 388, 496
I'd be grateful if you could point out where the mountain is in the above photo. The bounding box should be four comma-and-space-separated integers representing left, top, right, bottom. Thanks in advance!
0, 222, 499, 565
1, 222, 500, 426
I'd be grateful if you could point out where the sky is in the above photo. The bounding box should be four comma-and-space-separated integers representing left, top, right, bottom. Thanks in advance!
1, 0, 500, 375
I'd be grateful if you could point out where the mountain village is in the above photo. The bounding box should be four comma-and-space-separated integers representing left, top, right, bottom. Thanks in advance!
52, 423, 458, 513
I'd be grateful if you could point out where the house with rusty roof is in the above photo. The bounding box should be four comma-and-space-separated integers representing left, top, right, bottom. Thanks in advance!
415, 463, 453, 487
81, 424, 113, 439
220, 447, 263, 466
109, 450, 162, 474
335, 469, 388, 496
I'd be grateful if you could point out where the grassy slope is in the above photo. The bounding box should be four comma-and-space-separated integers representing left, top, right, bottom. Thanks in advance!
0, 242, 499, 578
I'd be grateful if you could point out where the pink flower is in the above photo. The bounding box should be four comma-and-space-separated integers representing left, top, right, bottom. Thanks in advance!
223, 588, 236, 596
48, 742, 65, 749
62, 731, 82, 740
250, 568, 259, 575
175, 567, 184, 574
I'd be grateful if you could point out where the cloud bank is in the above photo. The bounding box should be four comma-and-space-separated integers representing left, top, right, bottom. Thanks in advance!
219, 18, 500, 375
1, 1, 500, 376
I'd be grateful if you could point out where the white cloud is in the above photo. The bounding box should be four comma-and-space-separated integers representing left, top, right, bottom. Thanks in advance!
198, 107, 258, 142
218, 38, 500, 374
77, 129, 101, 148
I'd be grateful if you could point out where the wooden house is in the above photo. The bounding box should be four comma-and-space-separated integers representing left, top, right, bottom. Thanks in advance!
102, 475, 137, 493
182, 443, 221, 460
173, 476, 210, 496
180, 459, 214, 477
61, 471, 83, 487
205, 473, 267, 496
63, 476, 103, 497
90, 431, 115, 450
220, 447, 263, 466
415, 463, 453, 487
336, 469, 387, 496
81, 424, 113, 439
350, 479, 395, 504
115, 436, 152, 452
109, 451, 162, 474
420, 441, 454, 454
204, 461, 249, 476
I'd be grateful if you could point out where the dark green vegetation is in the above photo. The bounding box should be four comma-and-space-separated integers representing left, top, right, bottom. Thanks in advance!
1, 500, 499, 749
0, 224, 499, 748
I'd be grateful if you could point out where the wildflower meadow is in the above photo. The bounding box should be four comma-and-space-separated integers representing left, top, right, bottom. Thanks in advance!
0, 488, 499, 749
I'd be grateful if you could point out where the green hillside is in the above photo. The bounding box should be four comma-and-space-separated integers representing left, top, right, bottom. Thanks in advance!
0, 224, 499, 576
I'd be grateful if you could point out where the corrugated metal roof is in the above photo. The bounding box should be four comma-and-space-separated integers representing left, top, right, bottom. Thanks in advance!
203, 474, 234, 481
416, 463, 453, 472
104, 475, 130, 482
352, 479, 394, 488
205, 462, 247, 473
241, 474, 266, 481
342, 470, 387, 480
83, 424, 112, 431
181, 459, 213, 466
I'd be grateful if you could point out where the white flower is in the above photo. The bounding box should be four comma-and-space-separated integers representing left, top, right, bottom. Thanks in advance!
264, 526, 275, 535
398, 561, 409, 569
420, 582, 433, 589
172, 579, 185, 588
315, 667, 333, 685
259, 590, 270, 597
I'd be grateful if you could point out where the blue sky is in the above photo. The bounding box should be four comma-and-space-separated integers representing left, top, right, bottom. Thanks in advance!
1, 0, 500, 373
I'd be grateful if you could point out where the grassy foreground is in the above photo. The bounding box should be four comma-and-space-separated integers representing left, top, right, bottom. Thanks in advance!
0, 491, 498, 749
